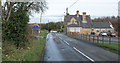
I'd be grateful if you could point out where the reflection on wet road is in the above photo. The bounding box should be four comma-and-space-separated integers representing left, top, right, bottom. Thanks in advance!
43, 33, 119, 61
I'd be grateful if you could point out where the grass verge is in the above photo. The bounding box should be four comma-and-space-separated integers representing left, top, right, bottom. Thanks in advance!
2, 31, 48, 61
95, 43, 120, 54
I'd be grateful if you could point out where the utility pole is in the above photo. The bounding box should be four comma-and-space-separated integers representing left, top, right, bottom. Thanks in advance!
40, 13, 42, 27
48, 20, 49, 32
40, 12, 42, 33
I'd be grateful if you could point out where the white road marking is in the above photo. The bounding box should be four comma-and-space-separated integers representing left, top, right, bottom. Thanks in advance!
66, 42, 70, 45
73, 47, 95, 62
59, 37, 62, 39
0, 47, 1, 49
64, 41, 70, 45
63, 40, 66, 42
59, 36, 70, 45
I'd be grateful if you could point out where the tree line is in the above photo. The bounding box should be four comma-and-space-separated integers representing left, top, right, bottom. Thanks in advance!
40, 22, 64, 32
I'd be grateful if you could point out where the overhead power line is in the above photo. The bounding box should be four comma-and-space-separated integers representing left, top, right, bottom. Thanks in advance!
68, 0, 79, 8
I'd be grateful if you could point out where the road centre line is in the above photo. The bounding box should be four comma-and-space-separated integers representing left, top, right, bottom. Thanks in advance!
59, 37, 62, 39
64, 41, 70, 45
65, 42, 70, 45
73, 47, 95, 62
63, 40, 69, 45
59, 37, 70, 45
57, 34, 94, 62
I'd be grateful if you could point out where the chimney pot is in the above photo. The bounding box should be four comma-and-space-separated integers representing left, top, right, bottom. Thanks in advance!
77, 10, 79, 17
82, 12, 87, 23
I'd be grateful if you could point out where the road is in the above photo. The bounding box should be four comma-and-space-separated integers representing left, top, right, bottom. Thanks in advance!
43, 33, 119, 62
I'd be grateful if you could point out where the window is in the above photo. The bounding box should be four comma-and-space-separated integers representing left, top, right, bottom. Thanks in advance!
67, 27, 69, 32
108, 30, 111, 32
96, 30, 99, 32
72, 21, 74, 24
76, 28, 80, 32
70, 28, 75, 32
102, 30, 105, 32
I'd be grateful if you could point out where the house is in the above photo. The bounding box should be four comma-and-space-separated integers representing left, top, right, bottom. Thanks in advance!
64, 10, 114, 35
50, 29, 58, 33
92, 21, 114, 35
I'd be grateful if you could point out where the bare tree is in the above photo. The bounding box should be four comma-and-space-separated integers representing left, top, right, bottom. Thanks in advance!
0, 0, 47, 21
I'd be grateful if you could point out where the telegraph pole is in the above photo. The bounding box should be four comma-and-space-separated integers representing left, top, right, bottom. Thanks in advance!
40, 12, 42, 33
40, 13, 42, 27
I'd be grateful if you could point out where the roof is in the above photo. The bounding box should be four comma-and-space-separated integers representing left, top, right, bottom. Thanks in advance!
92, 21, 111, 28
65, 14, 92, 28
65, 14, 112, 29
67, 24, 80, 27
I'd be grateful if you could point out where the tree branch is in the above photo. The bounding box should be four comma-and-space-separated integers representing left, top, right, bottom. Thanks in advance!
0, 0, 5, 21
6, 2, 14, 21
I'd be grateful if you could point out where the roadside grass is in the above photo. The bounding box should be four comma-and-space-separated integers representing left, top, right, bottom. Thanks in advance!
2, 31, 48, 61
24, 37, 46, 61
95, 43, 120, 52
0, 42, 1, 47
0, 42, 1, 63
40, 31, 48, 37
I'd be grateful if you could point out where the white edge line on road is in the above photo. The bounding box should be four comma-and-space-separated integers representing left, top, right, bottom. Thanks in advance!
73, 47, 95, 62
0, 47, 1, 49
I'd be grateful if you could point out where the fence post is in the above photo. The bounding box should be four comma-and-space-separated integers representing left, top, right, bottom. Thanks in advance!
82, 34, 84, 40
86, 34, 87, 40
97, 36, 99, 43
109, 37, 111, 44
102, 36, 104, 44
89, 35, 90, 42
84, 34, 85, 40
81, 34, 82, 40
80, 34, 81, 39
93, 36, 94, 43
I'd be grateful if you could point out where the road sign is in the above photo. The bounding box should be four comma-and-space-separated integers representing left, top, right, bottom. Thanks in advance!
32, 24, 40, 30
32, 24, 41, 40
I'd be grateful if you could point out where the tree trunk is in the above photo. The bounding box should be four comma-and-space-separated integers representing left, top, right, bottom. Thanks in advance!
0, 0, 5, 21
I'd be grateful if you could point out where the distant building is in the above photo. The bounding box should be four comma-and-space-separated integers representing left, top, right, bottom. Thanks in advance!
64, 10, 114, 35
50, 29, 58, 33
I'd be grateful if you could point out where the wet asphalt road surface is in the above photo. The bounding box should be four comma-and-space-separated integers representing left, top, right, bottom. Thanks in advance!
43, 33, 119, 62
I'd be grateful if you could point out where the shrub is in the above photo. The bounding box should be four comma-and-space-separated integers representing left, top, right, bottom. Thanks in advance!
2, 6, 29, 48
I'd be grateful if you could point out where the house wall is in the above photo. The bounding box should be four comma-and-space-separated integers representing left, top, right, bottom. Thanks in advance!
67, 27, 113, 35
68, 27, 81, 33
67, 27, 92, 34
81, 28, 92, 34
67, 17, 77, 25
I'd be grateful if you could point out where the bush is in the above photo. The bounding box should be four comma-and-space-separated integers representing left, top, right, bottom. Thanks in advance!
2, 41, 16, 55
2, 6, 29, 48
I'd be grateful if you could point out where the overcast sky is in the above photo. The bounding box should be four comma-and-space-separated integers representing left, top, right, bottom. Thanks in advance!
29, 0, 120, 24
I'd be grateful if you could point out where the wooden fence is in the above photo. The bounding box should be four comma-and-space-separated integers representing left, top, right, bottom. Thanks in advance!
68, 32, 120, 44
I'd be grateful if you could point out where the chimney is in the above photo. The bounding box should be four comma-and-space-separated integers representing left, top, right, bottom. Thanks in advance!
66, 8, 69, 15
77, 10, 79, 17
82, 12, 87, 23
